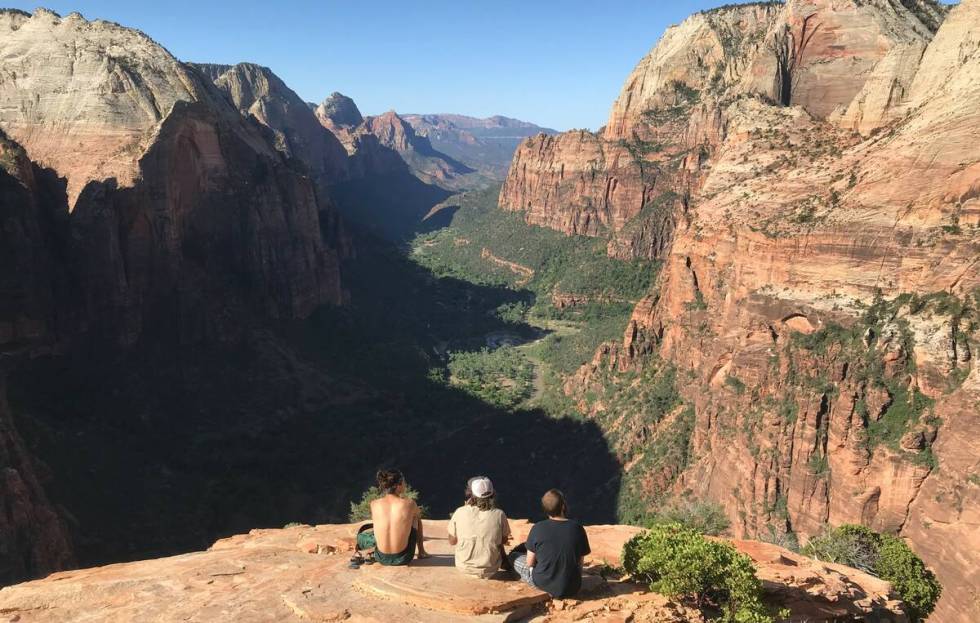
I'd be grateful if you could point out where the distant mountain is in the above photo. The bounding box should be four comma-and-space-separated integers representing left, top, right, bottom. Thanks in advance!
402, 114, 557, 179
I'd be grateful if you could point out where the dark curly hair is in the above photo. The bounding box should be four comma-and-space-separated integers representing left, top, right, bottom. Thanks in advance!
465, 477, 496, 511
377, 469, 404, 495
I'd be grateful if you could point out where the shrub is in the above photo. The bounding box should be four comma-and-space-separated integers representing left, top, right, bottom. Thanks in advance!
648, 500, 731, 536
623, 523, 775, 623
349, 484, 427, 523
802, 524, 941, 621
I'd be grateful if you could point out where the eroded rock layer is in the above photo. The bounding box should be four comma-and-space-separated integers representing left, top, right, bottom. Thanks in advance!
504, 1, 978, 621
499, 0, 954, 261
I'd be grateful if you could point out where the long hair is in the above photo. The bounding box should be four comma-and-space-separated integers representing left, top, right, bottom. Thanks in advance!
465, 476, 496, 511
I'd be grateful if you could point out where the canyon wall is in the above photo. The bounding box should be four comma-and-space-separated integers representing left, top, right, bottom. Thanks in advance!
197, 63, 350, 184
503, 1, 979, 621
0, 9, 350, 580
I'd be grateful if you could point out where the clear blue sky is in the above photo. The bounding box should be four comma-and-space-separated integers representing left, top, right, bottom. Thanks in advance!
3, 2, 956, 130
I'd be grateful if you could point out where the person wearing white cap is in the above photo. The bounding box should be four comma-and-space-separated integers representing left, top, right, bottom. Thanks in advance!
447, 476, 512, 579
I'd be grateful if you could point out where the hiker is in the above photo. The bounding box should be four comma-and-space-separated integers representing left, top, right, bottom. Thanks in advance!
357, 469, 429, 566
447, 476, 512, 578
508, 489, 591, 597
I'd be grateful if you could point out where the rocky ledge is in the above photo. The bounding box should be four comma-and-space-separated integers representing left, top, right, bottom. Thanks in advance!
0, 521, 906, 622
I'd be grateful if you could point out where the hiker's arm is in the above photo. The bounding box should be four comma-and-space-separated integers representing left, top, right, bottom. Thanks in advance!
414, 503, 429, 557
526, 551, 537, 568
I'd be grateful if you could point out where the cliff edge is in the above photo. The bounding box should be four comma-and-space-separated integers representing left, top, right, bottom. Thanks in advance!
0, 520, 907, 622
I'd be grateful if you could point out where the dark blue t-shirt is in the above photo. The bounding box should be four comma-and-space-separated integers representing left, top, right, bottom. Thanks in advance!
527, 519, 591, 597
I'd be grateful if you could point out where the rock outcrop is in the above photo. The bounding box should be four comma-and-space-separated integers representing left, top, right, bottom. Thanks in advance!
500, 0, 977, 621
499, 0, 954, 260
0, 9, 205, 207
0, 521, 908, 622
0, 9, 347, 341
195, 63, 350, 183
315, 93, 477, 189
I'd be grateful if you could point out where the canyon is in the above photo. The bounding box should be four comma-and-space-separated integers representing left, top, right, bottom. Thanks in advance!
0, 1, 977, 622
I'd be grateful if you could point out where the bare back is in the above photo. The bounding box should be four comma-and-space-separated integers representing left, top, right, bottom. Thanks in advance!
370, 494, 418, 554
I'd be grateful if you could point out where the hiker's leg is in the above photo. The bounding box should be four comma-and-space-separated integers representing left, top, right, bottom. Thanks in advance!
509, 551, 534, 586
415, 517, 429, 559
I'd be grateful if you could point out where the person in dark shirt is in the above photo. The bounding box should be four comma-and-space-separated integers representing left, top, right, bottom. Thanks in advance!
508, 489, 591, 597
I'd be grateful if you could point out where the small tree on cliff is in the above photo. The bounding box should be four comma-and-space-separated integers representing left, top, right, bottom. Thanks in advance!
622, 523, 780, 623
802, 524, 941, 622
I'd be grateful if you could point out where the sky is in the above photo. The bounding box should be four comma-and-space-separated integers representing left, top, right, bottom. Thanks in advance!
4, 1, 956, 131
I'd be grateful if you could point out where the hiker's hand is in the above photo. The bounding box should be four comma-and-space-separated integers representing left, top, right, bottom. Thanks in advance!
417, 550, 431, 560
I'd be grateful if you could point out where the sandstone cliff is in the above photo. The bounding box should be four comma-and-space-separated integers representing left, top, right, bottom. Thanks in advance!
0, 520, 909, 622
196, 63, 350, 184
499, 1, 978, 621
499, 0, 954, 261
0, 9, 350, 580
0, 8, 347, 340
0, 9, 207, 207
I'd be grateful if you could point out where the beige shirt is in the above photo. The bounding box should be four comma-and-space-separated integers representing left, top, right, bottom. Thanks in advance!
447, 505, 510, 578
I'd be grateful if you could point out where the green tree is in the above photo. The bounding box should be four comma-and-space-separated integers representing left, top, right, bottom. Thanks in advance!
802, 524, 941, 622
623, 523, 776, 623
647, 500, 731, 536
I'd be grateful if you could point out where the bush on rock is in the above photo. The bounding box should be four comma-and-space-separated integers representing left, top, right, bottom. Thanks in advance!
622, 523, 776, 623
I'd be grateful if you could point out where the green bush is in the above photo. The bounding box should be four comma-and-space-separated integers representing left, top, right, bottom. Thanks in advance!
348, 484, 427, 523
648, 500, 731, 536
623, 523, 775, 623
802, 524, 941, 622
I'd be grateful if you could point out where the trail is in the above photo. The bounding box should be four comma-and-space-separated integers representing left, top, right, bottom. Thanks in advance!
516, 318, 583, 406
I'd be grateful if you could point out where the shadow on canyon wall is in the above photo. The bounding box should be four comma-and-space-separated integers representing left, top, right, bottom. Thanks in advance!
6, 225, 621, 568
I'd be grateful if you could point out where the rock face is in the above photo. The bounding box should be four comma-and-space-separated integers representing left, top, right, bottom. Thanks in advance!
195, 63, 350, 184
401, 114, 556, 179
0, 9, 350, 580
315, 94, 477, 189
0, 8, 347, 341
0, 9, 205, 207
0, 521, 908, 622
499, 0, 953, 260
500, 0, 978, 621
0, 376, 73, 586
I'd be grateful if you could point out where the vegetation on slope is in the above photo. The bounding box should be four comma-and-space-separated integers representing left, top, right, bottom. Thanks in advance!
624, 523, 781, 623
411, 185, 659, 410
803, 524, 942, 622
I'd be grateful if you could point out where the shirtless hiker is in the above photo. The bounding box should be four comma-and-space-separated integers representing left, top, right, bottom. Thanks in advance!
365, 469, 429, 565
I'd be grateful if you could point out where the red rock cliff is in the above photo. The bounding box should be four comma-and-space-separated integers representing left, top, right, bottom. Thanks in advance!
512, 1, 978, 621
0, 9, 351, 578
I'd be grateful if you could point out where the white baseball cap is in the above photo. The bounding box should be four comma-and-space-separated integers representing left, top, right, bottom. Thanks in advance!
470, 477, 494, 499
